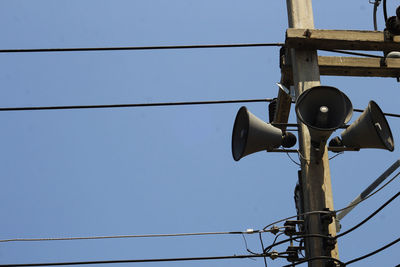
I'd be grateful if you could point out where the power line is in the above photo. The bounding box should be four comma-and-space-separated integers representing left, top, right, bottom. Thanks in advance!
6, 170, 397, 245
0, 43, 284, 54
336, 190, 400, 239
263, 170, 400, 232
0, 229, 270, 243
319, 49, 384, 58
263, 234, 330, 253
2, 100, 399, 118
345, 236, 400, 265
263, 211, 331, 231
0, 253, 287, 267
353, 108, 400, 118
0, 99, 273, 112
334, 170, 400, 216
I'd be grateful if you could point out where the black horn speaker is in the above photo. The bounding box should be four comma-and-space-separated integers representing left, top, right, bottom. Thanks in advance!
295, 86, 353, 147
231, 106, 296, 161
329, 101, 394, 151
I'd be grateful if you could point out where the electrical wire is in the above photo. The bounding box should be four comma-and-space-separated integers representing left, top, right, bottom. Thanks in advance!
336, 190, 400, 239
328, 151, 344, 160
373, 0, 382, 31
334, 171, 400, 215
258, 232, 268, 267
0, 229, 268, 243
0, 254, 284, 267
0, 99, 273, 112
296, 149, 310, 164
383, 0, 388, 22
263, 211, 331, 231
263, 170, 400, 233
282, 256, 345, 267
353, 108, 400, 118
345, 236, 400, 265
2, 100, 400, 118
265, 232, 285, 253
241, 233, 259, 255
319, 49, 384, 58
263, 234, 330, 253
0, 43, 284, 54
285, 151, 302, 167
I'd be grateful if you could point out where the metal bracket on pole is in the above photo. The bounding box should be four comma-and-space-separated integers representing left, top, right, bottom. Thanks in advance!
277, 82, 296, 101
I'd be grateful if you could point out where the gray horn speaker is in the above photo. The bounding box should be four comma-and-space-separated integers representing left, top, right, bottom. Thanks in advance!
330, 101, 394, 151
295, 86, 353, 147
231, 106, 296, 161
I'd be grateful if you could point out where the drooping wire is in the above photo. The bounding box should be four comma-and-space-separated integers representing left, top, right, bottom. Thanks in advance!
335, 190, 400, 239
265, 232, 285, 253
258, 232, 268, 267
372, 0, 382, 30
241, 233, 259, 255
285, 151, 301, 167
0, 43, 284, 54
345, 236, 400, 265
329, 151, 344, 160
383, 0, 388, 22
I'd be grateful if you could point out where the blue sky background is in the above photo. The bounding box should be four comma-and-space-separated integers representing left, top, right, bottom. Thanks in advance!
0, 1, 399, 266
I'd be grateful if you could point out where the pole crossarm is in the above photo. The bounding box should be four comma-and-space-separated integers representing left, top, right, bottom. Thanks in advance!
281, 56, 400, 77
286, 29, 400, 51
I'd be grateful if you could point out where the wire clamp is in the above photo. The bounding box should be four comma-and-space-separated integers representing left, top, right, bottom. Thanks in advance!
269, 250, 279, 260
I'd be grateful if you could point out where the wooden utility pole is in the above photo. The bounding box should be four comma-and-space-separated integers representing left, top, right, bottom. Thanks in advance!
286, 1, 339, 266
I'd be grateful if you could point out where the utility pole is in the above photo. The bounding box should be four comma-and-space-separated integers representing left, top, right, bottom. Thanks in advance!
286, 1, 339, 266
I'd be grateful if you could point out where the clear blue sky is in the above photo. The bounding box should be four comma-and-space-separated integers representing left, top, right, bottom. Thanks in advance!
0, 1, 399, 266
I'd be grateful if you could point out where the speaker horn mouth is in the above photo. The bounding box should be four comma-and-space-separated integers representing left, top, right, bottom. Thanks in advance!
232, 106, 250, 161
368, 101, 395, 151
295, 86, 353, 131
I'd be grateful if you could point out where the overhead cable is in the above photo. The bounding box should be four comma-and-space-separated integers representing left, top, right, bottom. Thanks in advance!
280, 236, 400, 266
372, 0, 382, 31
0, 99, 273, 112
263, 210, 331, 231
263, 234, 330, 253
263, 170, 400, 231
0, 229, 270, 243
336, 190, 400, 239
0, 253, 286, 267
345, 236, 400, 265
0, 43, 284, 54
334, 171, 400, 215
2, 100, 399, 118
319, 49, 384, 58
353, 108, 400, 118
383, 0, 388, 22
336, 164, 400, 224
